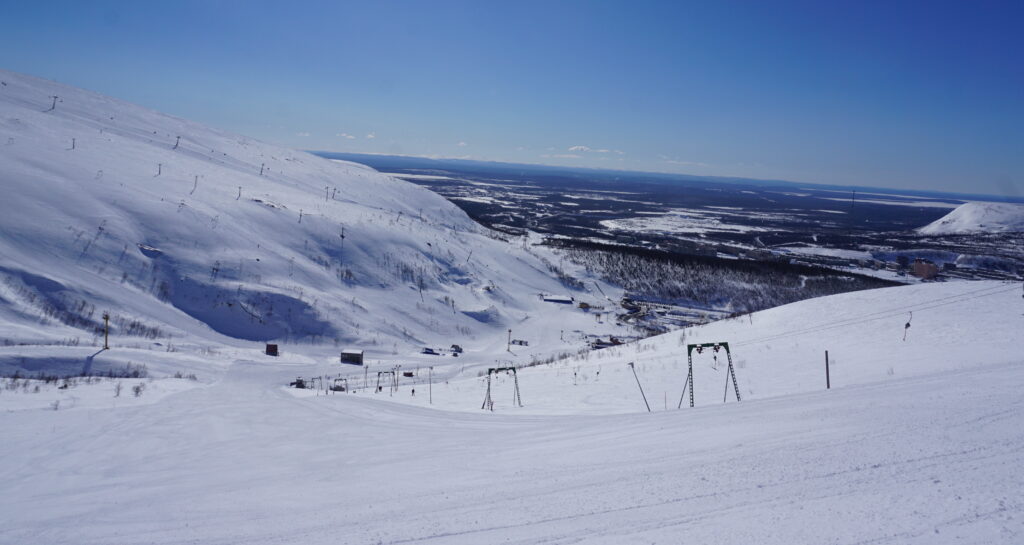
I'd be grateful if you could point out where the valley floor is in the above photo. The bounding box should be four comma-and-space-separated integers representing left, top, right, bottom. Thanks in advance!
2, 356, 1022, 544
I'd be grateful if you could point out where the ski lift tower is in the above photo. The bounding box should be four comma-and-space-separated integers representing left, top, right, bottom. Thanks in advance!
678, 342, 742, 408
481, 367, 523, 411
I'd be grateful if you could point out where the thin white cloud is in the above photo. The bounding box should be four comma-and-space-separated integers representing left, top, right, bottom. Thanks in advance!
365, 132, 376, 139
660, 155, 710, 167
296, 132, 311, 137
337, 132, 357, 139
569, 145, 622, 155
457, 141, 468, 147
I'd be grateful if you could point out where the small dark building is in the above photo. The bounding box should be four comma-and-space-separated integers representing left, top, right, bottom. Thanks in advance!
340, 349, 364, 365
911, 258, 939, 280
542, 295, 574, 304
265, 344, 279, 357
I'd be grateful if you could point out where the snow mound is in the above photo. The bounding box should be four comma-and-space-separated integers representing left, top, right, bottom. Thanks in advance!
461, 305, 501, 323
918, 201, 1024, 235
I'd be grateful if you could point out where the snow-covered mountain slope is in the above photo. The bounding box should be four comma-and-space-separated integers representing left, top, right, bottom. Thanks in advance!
0, 69, 626, 368
918, 201, 1024, 235
370, 280, 1024, 414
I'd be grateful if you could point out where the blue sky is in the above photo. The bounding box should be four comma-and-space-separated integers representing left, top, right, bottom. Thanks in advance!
1, 0, 1021, 195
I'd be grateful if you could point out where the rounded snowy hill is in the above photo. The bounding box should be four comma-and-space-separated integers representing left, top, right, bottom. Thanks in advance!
0, 69, 623, 366
917, 201, 1024, 235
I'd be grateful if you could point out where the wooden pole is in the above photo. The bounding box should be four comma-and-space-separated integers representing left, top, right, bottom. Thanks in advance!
102, 312, 110, 350
429, 366, 433, 405
825, 350, 831, 389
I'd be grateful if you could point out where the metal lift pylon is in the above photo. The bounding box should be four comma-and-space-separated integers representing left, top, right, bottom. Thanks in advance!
678, 342, 741, 408
481, 367, 523, 411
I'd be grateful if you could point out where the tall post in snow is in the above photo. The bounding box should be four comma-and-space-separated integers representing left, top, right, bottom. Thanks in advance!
102, 312, 110, 350
825, 350, 831, 389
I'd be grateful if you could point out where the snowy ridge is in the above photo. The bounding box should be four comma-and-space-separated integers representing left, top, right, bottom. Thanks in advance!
0, 69, 626, 369
918, 201, 1024, 235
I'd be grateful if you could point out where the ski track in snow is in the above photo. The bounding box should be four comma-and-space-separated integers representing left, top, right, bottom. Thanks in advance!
1, 359, 1022, 544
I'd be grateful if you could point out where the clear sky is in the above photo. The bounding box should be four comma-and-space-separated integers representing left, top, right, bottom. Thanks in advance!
1, 0, 1021, 195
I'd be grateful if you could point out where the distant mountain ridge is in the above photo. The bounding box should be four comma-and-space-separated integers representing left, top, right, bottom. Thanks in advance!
314, 151, 1024, 204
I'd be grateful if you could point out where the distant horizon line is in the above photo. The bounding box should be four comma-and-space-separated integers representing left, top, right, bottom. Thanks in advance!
310, 150, 1024, 205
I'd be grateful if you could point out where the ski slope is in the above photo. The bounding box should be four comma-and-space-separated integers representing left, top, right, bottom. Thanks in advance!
0, 68, 628, 379
1, 344, 1022, 544
2, 280, 1021, 544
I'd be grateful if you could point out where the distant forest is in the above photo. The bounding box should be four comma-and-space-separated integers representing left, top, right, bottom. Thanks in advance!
550, 239, 898, 314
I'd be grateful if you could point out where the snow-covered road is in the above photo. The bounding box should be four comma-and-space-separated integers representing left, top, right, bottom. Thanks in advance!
3, 358, 1022, 544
